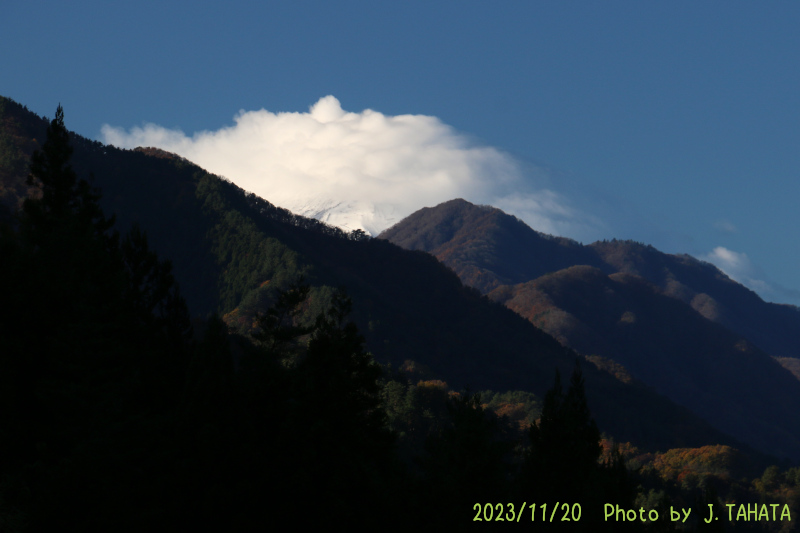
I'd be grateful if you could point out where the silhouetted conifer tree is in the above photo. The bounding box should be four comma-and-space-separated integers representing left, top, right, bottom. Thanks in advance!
251, 278, 313, 356
523, 361, 601, 501
418, 390, 514, 526
0, 105, 195, 532
23, 104, 116, 250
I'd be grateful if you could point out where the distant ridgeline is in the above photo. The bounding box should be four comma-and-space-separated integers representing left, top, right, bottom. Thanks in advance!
379, 197, 800, 463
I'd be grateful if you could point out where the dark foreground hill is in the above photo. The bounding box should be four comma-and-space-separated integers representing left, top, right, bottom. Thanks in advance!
0, 95, 752, 458
379, 198, 800, 461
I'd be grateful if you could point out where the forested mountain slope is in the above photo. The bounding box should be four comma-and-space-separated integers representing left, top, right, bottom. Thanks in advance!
380, 198, 800, 461
490, 265, 800, 461
379, 198, 800, 360
0, 95, 751, 457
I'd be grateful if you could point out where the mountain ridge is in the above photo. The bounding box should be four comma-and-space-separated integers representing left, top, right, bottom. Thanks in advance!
0, 94, 761, 460
379, 198, 800, 358
380, 198, 800, 460
0, 95, 792, 462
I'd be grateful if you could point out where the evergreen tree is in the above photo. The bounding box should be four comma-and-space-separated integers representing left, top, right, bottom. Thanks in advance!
251, 278, 313, 356
291, 287, 396, 525
23, 104, 116, 250
0, 105, 196, 531
297, 287, 393, 460
522, 360, 601, 501
419, 390, 514, 525
518, 361, 644, 531
562, 359, 602, 481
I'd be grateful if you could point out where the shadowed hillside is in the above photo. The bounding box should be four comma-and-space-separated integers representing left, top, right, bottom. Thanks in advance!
490, 265, 800, 461
379, 198, 800, 361
381, 198, 800, 461
0, 95, 753, 458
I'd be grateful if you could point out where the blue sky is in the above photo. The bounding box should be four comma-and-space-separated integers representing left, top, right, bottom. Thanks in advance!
3, 1, 799, 304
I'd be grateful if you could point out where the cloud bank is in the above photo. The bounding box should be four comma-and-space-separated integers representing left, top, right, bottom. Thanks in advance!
101, 96, 600, 238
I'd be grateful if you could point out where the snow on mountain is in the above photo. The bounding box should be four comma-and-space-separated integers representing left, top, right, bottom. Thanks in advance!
284, 196, 401, 236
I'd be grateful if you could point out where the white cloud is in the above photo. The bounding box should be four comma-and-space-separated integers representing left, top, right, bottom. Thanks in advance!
713, 219, 737, 234
101, 95, 596, 237
704, 246, 750, 276
494, 190, 603, 239
702, 246, 800, 305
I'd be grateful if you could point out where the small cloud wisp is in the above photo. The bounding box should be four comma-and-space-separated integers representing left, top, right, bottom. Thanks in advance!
702, 246, 800, 305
